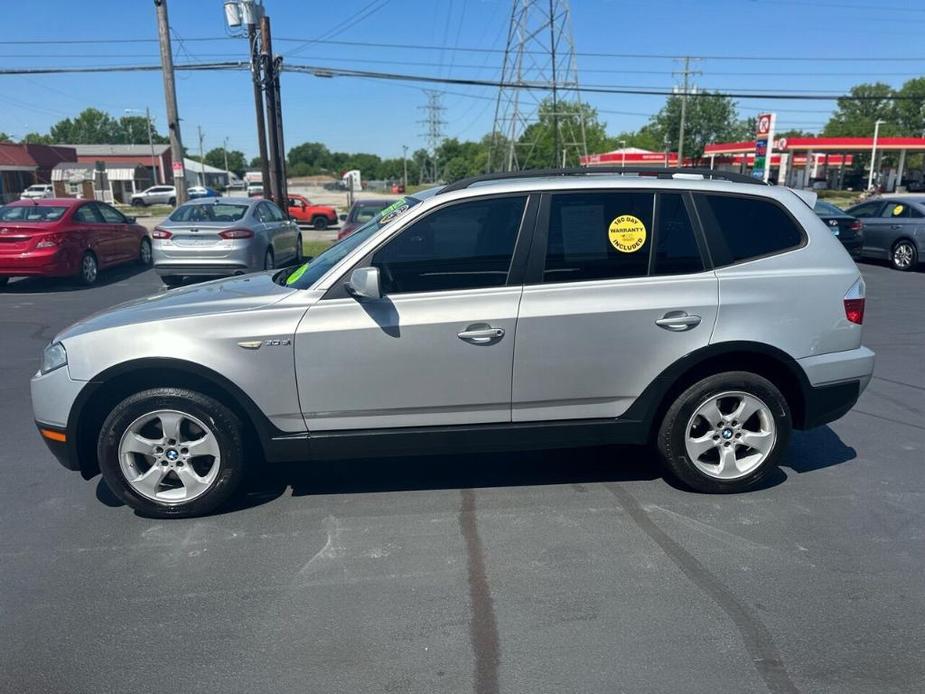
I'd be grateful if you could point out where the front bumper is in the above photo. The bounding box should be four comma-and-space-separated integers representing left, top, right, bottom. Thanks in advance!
31, 365, 87, 471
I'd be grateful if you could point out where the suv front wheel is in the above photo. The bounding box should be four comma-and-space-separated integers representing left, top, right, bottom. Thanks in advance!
657, 371, 791, 493
97, 388, 246, 517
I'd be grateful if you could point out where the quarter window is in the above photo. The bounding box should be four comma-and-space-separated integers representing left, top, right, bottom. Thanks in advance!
543, 191, 654, 283
371, 195, 526, 295
694, 194, 803, 266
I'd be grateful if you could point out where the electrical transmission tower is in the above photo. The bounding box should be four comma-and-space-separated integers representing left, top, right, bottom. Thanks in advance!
488, 0, 587, 172
418, 90, 446, 183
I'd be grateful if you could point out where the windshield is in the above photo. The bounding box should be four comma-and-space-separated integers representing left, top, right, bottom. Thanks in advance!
169, 203, 249, 223
0, 205, 68, 222
284, 195, 425, 289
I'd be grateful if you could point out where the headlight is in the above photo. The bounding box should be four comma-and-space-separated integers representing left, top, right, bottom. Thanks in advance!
41, 342, 67, 374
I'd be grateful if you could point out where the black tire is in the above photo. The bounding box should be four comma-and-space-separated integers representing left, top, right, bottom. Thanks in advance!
138, 238, 153, 266
161, 275, 185, 288
97, 388, 246, 518
656, 371, 791, 494
312, 216, 328, 230
0, 277, 8, 287
77, 251, 98, 286
168, 197, 176, 206
131, 198, 145, 207
264, 247, 275, 270
890, 239, 918, 271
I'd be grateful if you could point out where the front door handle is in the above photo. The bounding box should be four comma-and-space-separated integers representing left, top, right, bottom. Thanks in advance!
655, 311, 702, 331
457, 324, 505, 344
890, 224, 902, 230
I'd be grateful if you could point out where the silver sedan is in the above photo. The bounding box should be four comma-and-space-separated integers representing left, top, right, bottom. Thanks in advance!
152, 197, 302, 286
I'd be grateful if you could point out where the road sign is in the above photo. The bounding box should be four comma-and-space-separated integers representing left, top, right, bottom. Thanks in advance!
172, 161, 184, 177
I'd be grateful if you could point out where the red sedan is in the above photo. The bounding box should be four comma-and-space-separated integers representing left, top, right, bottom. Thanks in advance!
0, 198, 151, 287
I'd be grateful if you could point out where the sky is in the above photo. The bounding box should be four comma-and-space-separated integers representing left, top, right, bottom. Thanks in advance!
1, 0, 923, 161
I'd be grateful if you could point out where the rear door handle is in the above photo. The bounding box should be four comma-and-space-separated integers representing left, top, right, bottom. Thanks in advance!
890, 224, 902, 230
457, 324, 505, 344
655, 311, 702, 331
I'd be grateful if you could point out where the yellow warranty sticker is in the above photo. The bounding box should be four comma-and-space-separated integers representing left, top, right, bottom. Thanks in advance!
892, 204, 905, 216
608, 214, 647, 253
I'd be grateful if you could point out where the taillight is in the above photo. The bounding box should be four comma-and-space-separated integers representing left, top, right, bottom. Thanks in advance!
849, 220, 862, 233
151, 227, 172, 239
218, 228, 254, 239
35, 233, 65, 249
844, 278, 865, 325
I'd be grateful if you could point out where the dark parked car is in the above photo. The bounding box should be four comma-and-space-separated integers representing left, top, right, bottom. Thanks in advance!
336, 198, 399, 240
813, 200, 863, 257
846, 196, 925, 271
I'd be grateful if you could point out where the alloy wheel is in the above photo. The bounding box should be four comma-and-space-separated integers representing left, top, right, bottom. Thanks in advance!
81, 254, 98, 284
893, 241, 915, 270
684, 391, 777, 480
118, 409, 221, 504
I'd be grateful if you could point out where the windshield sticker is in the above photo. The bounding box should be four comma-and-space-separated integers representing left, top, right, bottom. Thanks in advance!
892, 204, 905, 216
286, 262, 309, 285
608, 214, 647, 253
378, 201, 412, 225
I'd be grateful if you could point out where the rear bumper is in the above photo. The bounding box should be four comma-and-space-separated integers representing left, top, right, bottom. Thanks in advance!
0, 248, 76, 277
155, 262, 250, 277
797, 346, 875, 429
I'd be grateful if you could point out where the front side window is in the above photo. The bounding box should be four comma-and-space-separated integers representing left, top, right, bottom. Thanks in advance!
544, 191, 654, 283
96, 203, 126, 224
694, 194, 803, 266
265, 202, 285, 221
371, 195, 526, 295
846, 201, 882, 219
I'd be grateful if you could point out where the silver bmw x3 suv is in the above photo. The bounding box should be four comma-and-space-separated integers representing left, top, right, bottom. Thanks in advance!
32, 168, 875, 517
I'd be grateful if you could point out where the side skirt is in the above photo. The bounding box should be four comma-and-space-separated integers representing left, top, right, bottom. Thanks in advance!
264, 418, 648, 463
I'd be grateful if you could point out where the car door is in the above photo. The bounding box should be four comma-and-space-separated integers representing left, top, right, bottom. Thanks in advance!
265, 200, 297, 261
72, 203, 114, 266
295, 193, 534, 431
877, 200, 924, 257
94, 202, 136, 262
512, 190, 718, 422
846, 201, 886, 257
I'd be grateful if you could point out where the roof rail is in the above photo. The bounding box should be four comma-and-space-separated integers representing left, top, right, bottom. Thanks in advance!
438, 166, 767, 194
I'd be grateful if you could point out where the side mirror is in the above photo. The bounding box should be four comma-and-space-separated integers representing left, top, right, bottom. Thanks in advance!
345, 266, 381, 300
339, 213, 347, 222
126, 216, 136, 224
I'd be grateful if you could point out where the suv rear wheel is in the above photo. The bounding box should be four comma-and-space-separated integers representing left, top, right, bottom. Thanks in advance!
657, 371, 791, 493
97, 388, 246, 517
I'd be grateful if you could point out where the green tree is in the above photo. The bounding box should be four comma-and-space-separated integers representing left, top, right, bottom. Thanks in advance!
249, 156, 263, 169
22, 132, 53, 144
823, 83, 898, 137
0, 132, 10, 143
894, 77, 925, 137
49, 108, 120, 143
648, 92, 750, 161
203, 147, 246, 176
288, 141, 333, 175
117, 115, 169, 145
514, 100, 613, 169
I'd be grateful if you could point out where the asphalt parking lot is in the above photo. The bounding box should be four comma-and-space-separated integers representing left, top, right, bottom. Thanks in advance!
1, 261, 923, 694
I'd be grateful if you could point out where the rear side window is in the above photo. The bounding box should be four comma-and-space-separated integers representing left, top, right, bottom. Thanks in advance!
544, 191, 654, 283
694, 194, 803, 266
881, 201, 924, 219
371, 195, 526, 294
74, 205, 102, 223
653, 194, 703, 275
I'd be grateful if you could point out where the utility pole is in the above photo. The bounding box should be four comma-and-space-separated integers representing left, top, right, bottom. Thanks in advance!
197, 125, 206, 186
246, 10, 271, 196
402, 144, 408, 191
260, 14, 286, 210
154, 0, 186, 203
223, 137, 230, 175
674, 56, 701, 167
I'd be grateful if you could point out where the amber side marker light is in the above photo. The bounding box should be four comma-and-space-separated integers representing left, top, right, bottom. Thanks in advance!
40, 429, 66, 443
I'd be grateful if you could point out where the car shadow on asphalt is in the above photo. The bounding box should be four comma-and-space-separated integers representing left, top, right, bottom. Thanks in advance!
94, 426, 858, 516
0, 264, 152, 293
